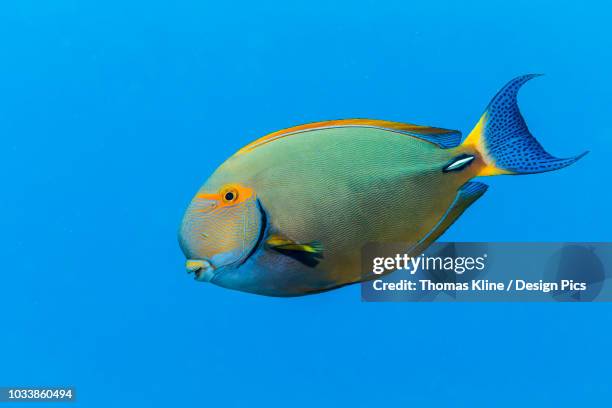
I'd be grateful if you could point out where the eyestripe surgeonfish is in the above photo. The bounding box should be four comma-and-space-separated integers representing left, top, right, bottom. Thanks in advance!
178, 75, 587, 296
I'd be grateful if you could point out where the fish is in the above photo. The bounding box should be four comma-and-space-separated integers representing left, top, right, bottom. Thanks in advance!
178, 75, 587, 297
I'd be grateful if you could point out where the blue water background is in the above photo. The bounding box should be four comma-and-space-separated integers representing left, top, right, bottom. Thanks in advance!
1, 1, 610, 406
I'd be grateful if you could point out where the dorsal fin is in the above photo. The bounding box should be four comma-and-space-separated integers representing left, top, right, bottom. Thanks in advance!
237, 119, 462, 155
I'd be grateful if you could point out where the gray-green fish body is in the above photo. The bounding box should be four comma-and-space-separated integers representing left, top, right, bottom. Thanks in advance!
179, 75, 586, 296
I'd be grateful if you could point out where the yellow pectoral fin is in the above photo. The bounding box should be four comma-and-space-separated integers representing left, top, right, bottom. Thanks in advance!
266, 234, 324, 267
266, 235, 293, 247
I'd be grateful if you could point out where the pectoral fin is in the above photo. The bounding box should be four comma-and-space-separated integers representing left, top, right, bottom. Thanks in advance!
266, 234, 324, 267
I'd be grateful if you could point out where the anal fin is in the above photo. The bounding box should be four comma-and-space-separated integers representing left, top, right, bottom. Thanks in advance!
409, 182, 488, 256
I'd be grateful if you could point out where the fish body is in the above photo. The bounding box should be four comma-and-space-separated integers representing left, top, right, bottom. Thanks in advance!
179, 75, 587, 296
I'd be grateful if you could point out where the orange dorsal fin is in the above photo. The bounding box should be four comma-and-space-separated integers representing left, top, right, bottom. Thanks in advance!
237, 119, 461, 154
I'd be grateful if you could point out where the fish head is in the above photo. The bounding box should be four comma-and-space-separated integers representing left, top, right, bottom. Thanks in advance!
178, 182, 265, 281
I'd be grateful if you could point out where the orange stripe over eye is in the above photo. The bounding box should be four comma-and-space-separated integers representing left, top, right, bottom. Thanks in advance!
195, 193, 219, 201
195, 184, 254, 208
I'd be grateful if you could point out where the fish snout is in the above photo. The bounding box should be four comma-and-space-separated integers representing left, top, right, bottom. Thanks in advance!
186, 259, 215, 282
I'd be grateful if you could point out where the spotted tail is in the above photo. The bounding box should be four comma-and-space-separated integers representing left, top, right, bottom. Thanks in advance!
462, 74, 587, 176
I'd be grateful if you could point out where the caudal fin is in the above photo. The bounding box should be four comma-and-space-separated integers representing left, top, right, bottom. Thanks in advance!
462, 74, 588, 176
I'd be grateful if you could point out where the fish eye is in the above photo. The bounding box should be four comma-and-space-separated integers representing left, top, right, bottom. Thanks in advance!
221, 187, 239, 203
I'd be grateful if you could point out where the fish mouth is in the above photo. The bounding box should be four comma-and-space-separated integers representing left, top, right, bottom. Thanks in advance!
186, 259, 216, 282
